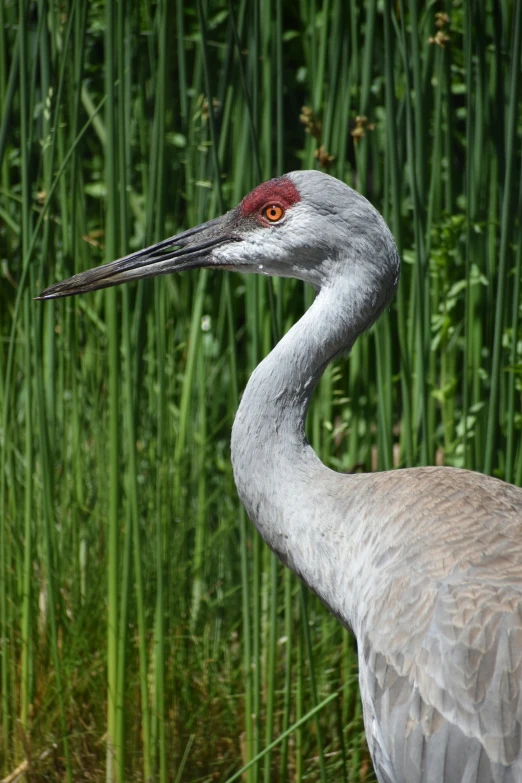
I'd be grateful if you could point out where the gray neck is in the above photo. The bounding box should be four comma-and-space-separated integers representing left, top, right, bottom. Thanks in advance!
231, 277, 381, 607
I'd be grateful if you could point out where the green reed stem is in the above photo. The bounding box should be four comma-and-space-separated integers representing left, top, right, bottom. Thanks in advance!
225, 691, 340, 783
484, 0, 521, 474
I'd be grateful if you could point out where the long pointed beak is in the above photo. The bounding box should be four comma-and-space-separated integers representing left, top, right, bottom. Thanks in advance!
36, 213, 238, 300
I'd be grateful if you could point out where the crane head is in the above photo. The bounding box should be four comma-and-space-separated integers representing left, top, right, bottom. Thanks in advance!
36, 171, 399, 300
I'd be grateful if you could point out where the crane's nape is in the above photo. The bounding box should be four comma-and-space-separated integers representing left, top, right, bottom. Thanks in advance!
37, 170, 522, 783
36, 170, 399, 309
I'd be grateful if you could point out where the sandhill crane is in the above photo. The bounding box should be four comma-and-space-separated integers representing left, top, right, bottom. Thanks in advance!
38, 170, 522, 783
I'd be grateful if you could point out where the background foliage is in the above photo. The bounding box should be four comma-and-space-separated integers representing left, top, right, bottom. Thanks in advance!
1, 0, 521, 781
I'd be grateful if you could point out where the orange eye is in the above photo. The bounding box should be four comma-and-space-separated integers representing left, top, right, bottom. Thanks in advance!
262, 204, 285, 222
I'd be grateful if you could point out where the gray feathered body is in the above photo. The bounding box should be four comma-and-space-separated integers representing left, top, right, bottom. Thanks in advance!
38, 163, 522, 781
229, 171, 522, 782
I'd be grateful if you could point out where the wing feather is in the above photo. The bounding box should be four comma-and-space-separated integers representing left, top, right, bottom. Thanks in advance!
360, 578, 522, 782
345, 468, 522, 782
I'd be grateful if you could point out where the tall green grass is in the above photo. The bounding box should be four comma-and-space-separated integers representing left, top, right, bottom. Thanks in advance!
1, 1, 521, 781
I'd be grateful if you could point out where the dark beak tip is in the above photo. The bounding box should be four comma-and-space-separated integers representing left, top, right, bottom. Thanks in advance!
34, 289, 64, 301
33, 214, 234, 300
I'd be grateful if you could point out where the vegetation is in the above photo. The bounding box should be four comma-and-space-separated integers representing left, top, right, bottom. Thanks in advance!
1, 0, 521, 780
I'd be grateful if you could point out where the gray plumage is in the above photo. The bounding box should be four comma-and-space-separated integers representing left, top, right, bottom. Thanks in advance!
38, 170, 522, 783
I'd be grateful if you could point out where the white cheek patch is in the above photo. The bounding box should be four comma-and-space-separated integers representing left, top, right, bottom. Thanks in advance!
213, 203, 331, 290
214, 227, 290, 266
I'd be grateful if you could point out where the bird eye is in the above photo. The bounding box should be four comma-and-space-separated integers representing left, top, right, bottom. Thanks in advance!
262, 204, 285, 223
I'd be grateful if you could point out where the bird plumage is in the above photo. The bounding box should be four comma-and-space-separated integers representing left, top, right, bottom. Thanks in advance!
38, 170, 522, 782
351, 467, 522, 782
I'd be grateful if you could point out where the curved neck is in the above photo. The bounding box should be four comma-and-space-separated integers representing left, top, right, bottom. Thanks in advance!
231, 280, 374, 585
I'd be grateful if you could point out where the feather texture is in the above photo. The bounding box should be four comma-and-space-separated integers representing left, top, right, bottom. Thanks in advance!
229, 172, 522, 782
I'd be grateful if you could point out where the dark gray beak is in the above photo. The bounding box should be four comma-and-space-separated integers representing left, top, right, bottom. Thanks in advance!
36, 213, 238, 300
